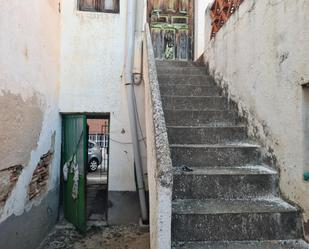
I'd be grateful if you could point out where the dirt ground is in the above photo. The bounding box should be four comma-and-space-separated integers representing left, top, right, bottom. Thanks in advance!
38, 223, 150, 249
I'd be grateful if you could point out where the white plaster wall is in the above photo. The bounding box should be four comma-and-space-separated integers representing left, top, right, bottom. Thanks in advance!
59, 0, 148, 191
194, 0, 213, 60
0, 0, 61, 220
133, 0, 149, 190
204, 0, 309, 223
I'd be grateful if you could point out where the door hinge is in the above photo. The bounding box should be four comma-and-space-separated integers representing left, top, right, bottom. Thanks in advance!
58, 2, 61, 13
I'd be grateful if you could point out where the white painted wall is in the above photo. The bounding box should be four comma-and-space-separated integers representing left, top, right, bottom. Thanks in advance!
59, 0, 148, 191
194, 0, 213, 60
204, 0, 309, 226
0, 0, 61, 220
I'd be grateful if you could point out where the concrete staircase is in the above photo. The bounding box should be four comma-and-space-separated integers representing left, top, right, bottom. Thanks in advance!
156, 61, 309, 249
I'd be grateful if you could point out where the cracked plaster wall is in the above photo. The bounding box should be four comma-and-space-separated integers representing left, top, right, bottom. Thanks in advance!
0, 0, 61, 224
204, 0, 309, 232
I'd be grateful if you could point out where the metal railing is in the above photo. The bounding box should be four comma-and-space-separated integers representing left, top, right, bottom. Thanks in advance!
210, 0, 244, 38
88, 134, 109, 148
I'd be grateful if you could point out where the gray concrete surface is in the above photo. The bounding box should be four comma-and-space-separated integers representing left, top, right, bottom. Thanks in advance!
107, 191, 141, 225
0, 189, 59, 249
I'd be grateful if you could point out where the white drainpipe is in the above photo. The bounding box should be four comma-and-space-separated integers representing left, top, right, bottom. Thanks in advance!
124, 0, 148, 223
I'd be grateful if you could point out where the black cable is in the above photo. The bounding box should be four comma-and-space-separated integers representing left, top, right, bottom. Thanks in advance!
132, 83, 147, 148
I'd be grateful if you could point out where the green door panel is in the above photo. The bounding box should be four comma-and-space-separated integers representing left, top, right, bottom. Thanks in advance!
62, 115, 87, 232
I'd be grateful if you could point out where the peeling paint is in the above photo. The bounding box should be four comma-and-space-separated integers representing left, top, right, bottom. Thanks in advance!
0, 165, 23, 210
0, 91, 44, 171
0, 0, 61, 240
28, 150, 53, 200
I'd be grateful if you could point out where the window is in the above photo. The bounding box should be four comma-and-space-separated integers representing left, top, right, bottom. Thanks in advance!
79, 0, 120, 13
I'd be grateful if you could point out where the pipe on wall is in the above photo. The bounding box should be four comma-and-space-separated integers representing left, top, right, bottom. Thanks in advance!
123, 0, 149, 223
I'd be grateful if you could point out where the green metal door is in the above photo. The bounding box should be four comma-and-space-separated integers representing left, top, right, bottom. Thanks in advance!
61, 115, 87, 232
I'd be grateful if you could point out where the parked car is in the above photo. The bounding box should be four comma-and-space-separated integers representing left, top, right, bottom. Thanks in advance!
88, 140, 102, 172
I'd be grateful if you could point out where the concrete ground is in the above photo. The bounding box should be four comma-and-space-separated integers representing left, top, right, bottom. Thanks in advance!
86, 164, 108, 222
87, 165, 108, 185
87, 184, 107, 222
38, 222, 150, 249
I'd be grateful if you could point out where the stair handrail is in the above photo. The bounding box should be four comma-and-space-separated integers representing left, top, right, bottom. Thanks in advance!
143, 23, 173, 249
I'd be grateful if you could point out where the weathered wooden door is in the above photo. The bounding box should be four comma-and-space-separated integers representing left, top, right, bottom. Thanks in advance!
62, 115, 87, 232
148, 0, 193, 61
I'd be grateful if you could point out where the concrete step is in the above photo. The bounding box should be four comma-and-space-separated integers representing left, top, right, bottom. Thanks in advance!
167, 125, 247, 144
170, 143, 261, 167
162, 96, 229, 111
156, 60, 201, 68
173, 165, 278, 199
172, 240, 309, 249
158, 74, 216, 86
158, 62, 305, 245
159, 84, 221, 96
156, 64, 204, 71
157, 66, 206, 76
164, 110, 241, 126
172, 198, 302, 241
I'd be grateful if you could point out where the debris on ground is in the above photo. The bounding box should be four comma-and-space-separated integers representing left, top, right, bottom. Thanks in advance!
38, 222, 150, 249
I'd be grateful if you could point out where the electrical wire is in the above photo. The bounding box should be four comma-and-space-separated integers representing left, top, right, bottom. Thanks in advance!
109, 136, 146, 145
132, 83, 147, 148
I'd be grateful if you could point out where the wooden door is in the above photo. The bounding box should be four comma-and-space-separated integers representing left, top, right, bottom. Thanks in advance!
148, 0, 193, 61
